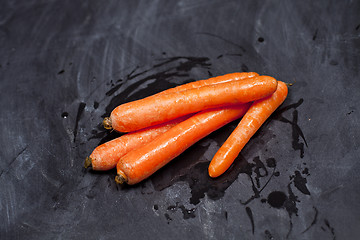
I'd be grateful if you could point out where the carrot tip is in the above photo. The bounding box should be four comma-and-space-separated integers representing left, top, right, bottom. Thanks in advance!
115, 171, 128, 184
208, 167, 219, 178
84, 157, 92, 169
103, 117, 112, 130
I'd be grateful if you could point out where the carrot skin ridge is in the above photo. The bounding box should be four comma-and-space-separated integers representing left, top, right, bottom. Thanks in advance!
208, 81, 289, 178
116, 103, 251, 185
110, 76, 277, 132
87, 115, 190, 171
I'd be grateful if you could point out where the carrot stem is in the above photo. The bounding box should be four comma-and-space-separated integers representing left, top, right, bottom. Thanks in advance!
84, 157, 92, 168
115, 171, 127, 184
103, 117, 112, 130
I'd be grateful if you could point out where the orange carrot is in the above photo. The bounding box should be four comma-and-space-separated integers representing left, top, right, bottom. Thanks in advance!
115, 104, 251, 185
85, 115, 190, 171
153, 72, 258, 96
103, 72, 258, 130
208, 81, 288, 178
105, 76, 277, 133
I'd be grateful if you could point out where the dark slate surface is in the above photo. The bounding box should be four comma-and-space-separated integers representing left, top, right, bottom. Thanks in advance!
1, 1, 359, 239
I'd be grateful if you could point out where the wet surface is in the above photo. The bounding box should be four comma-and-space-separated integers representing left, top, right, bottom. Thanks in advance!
1, 1, 360, 239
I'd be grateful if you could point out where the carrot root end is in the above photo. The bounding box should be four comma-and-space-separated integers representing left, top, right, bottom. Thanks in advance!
115, 171, 128, 184
103, 117, 113, 130
84, 157, 92, 169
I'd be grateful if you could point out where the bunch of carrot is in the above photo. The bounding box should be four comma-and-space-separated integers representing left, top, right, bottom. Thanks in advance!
85, 72, 288, 185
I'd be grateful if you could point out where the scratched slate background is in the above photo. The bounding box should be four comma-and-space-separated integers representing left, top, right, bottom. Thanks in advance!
1, 0, 360, 239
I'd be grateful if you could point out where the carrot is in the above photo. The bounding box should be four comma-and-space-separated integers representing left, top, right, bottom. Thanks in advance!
85, 115, 190, 171
105, 76, 277, 133
103, 72, 258, 129
115, 103, 251, 185
153, 72, 259, 95
208, 81, 288, 178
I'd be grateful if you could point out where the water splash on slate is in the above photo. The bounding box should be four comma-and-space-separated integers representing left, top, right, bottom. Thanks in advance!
240, 156, 280, 205
301, 207, 318, 234
241, 63, 249, 72
264, 230, 274, 240
272, 99, 308, 158
302, 167, 309, 175
88, 122, 123, 145
291, 171, 310, 195
61, 112, 69, 118
246, 207, 255, 234
166, 202, 196, 220
284, 183, 300, 238
151, 148, 280, 207
324, 219, 336, 240
74, 102, 86, 142
164, 213, 172, 224
258, 165, 315, 238
105, 79, 123, 96
93, 101, 99, 109
153, 158, 244, 206
267, 191, 287, 208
